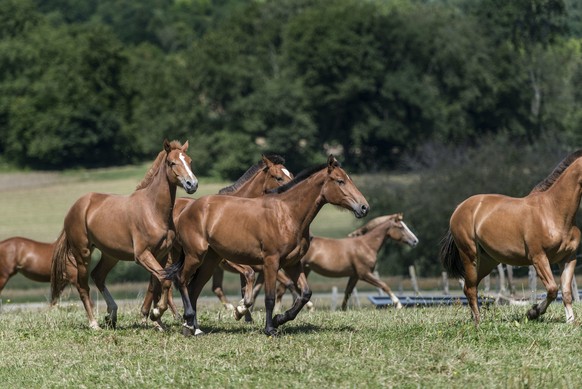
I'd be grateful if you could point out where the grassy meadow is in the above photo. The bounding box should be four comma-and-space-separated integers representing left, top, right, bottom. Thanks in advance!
1, 299, 582, 388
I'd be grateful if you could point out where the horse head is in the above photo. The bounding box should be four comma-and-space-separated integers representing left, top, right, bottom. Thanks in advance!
387, 213, 419, 247
163, 139, 198, 194
322, 155, 369, 218
261, 154, 294, 192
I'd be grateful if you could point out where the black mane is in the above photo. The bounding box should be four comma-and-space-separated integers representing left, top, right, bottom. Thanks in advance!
530, 150, 582, 193
267, 159, 340, 194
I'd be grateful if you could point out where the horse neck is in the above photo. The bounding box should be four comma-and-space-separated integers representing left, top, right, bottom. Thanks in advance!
277, 171, 326, 235
544, 163, 582, 225
230, 172, 266, 198
359, 222, 394, 252
143, 162, 176, 223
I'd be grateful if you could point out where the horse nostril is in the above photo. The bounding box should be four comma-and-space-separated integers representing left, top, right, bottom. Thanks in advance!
361, 204, 369, 215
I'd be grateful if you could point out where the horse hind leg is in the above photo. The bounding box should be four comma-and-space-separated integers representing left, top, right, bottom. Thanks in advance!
527, 255, 559, 321
559, 256, 576, 324
90, 253, 119, 329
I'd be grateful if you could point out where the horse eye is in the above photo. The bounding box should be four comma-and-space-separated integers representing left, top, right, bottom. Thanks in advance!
337, 179, 345, 186
276, 177, 283, 182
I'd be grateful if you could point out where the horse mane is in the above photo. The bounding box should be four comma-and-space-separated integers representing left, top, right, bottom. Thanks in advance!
348, 214, 400, 237
266, 160, 336, 194
530, 150, 582, 193
219, 154, 286, 195
136, 140, 184, 190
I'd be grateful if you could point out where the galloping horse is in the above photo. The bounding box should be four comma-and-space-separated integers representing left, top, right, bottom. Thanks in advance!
51, 140, 198, 329
276, 213, 419, 310
0, 238, 75, 303
440, 150, 582, 324
163, 155, 369, 336
141, 154, 293, 322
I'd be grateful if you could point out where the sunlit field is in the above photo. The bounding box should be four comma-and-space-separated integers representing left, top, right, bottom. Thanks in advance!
1, 300, 581, 388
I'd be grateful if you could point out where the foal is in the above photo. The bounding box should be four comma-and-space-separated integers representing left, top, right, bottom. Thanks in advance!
276, 213, 419, 310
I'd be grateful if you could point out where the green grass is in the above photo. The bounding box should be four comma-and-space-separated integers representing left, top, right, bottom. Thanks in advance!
0, 301, 581, 388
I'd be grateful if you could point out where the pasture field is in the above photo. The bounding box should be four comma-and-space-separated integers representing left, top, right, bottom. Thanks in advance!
0, 299, 581, 388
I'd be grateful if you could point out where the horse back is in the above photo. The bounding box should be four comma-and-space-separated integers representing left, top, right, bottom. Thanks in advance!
0, 237, 53, 282
302, 236, 360, 277
178, 195, 295, 264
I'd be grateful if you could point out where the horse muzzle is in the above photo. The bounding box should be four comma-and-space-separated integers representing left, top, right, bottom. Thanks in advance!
353, 203, 369, 219
182, 179, 198, 194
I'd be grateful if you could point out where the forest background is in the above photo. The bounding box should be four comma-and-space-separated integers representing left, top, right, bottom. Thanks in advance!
1, 0, 582, 280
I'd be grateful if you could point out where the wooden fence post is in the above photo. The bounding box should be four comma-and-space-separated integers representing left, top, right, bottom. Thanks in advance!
442, 272, 449, 295
331, 286, 338, 311
484, 274, 490, 294
572, 276, 580, 302
506, 265, 516, 296
409, 265, 420, 296
373, 270, 385, 296
497, 264, 507, 295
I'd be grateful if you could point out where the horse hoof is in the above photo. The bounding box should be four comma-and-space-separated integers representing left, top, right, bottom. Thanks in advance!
224, 303, 235, 311
526, 304, 540, 320
194, 328, 205, 336
234, 305, 247, 321
306, 301, 315, 311
395, 302, 403, 309
89, 322, 101, 330
182, 327, 193, 337
104, 314, 117, 329
263, 328, 278, 337
150, 308, 161, 321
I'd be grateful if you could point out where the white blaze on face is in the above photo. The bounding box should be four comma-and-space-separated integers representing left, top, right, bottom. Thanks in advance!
282, 168, 292, 179
401, 222, 418, 243
179, 153, 195, 181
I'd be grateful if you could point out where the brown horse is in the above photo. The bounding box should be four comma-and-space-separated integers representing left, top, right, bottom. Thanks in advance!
0, 237, 75, 303
162, 155, 369, 336
51, 140, 198, 329
142, 154, 293, 323
440, 150, 582, 324
276, 213, 418, 310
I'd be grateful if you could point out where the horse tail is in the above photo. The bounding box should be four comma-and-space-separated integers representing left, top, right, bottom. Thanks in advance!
165, 249, 185, 281
51, 229, 73, 303
439, 229, 465, 280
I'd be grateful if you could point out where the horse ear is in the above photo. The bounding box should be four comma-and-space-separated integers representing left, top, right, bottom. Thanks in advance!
163, 139, 171, 153
327, 154, 337, 172
181, 140, 189, 152
397, 213, 404, 220
262, 154, 274, 170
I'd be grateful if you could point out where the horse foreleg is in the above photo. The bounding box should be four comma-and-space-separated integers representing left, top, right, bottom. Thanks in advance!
227, 263, 255, 322
272, 262, 312, 331
212, 264, 234, 310
140, 275, 156, 325
275, 269, 304, 312
559, 256, 576, 324
359, 271, 403, 309
341, 275, 360, 311
528, 255, 559, 321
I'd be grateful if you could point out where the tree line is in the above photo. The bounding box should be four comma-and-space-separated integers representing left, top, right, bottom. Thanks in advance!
2, 0, 582, 278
